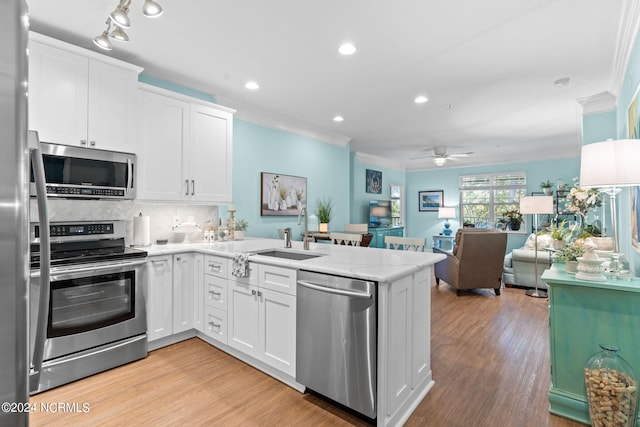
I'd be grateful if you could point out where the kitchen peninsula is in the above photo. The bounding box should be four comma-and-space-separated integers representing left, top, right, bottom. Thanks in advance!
145, 238, 445, 427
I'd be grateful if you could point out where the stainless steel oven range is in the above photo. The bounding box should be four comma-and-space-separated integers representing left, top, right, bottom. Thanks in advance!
29, 220, 148, 394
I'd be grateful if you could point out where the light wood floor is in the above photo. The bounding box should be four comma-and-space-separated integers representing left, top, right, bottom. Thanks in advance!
30, 282, 584, 427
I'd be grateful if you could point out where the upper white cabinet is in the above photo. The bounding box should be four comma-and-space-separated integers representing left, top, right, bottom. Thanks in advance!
137, 84, 235, 203
28, 32, 142, 153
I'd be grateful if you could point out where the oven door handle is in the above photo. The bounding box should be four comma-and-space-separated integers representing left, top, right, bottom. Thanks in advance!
33, 258, 148, 281
29, 130, 51, 393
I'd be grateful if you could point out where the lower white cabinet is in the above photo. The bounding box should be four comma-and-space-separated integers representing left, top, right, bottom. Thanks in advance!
203, 256, 230, 344
228, 264, 296, 377
146, 253, 203, 343
146, 255, 173, 342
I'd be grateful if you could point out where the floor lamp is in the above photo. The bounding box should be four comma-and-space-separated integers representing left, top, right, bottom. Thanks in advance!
438, 207, 456, 236
520, 196, 554, 298
580, 139, 640, 278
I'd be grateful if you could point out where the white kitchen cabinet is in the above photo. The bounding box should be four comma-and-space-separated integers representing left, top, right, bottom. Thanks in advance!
28, 32, 142, 153
146, 255, 173, 342
137, 84, 235, 203
203, 255, 229, 344
228, 264, 296, 376
146, 253, 203, 344
173, 253, 197, 334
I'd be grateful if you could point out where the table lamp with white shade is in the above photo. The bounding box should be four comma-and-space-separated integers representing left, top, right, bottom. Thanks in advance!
520, 196, 554, 298
580, 139, 640, 278
438, 207, 456, 236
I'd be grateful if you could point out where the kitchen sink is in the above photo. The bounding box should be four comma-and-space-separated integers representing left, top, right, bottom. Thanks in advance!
251, 249, 324, 261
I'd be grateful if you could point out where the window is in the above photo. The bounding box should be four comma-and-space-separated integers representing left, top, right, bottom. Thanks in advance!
459, 172, 526, 229
390, 184, 403, 226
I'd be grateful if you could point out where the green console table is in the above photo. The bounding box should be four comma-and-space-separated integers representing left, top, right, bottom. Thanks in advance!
542, 267, 640, 425
369, 226, 404, 248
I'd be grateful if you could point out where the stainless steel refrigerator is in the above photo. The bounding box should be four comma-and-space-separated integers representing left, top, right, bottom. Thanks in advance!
1, 1, 30, 425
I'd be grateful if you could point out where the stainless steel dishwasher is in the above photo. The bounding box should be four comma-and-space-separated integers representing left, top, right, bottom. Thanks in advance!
296, 270, 377, 419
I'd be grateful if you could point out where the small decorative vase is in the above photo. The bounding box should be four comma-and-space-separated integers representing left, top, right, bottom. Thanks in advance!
565, 260, 579, 273
543, 188, 553, 196
319, 223, 329, 233
234, 230, 244, 240
576, 241, 606, 281
584, 344, 638, 427
510, 222, 520, 231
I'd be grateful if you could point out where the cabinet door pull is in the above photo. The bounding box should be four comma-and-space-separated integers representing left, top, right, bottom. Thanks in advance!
208, 321, 220, 329
185, 180, 189, 196
208, 262, 222, 271
251, 290, 256, 296
80, 139, 87, 146
191, 180, 195, 196
209, 290, 221, 297
89, 140, 96, 147
257, 291, 262, 297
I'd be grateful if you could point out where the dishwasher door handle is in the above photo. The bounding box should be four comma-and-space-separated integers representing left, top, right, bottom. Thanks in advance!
297, 280, 373, 299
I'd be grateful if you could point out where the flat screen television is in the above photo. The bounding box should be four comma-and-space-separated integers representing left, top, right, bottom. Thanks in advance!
369, 199, 392, 228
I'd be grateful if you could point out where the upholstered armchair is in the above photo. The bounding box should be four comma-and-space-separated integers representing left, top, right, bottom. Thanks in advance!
433, 229, 508, 296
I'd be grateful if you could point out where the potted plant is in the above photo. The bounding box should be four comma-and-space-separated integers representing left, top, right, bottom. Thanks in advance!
316, 197, 334, 232
502, 208, 523, 231
549, 219, 570, 249
540, 179, 554, 196
555, 241, 585, 273
234, 219, 248, 240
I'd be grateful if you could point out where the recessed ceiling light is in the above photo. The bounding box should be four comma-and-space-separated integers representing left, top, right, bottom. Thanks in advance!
244, 81, 260, 90
333, 115, 344, 122
414, 95, 428, 104
554, 77, 570, 87
338, 43, 356, 55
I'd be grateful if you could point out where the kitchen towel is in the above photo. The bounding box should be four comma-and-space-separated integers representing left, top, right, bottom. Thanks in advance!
232, 253, 250, 277
133, 215, 151, 246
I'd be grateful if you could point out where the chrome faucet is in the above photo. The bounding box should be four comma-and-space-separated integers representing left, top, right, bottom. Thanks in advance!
298, 206, 312, 250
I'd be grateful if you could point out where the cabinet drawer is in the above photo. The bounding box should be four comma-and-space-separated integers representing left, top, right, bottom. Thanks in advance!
258, 264, 297, 296
205, 274, 227, 311
231, 261, 258, 286
204, 306, 227, 344
204, 255, 228, 278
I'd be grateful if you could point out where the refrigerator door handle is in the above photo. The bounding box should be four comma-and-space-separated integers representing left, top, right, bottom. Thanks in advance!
28, 130, 50, 393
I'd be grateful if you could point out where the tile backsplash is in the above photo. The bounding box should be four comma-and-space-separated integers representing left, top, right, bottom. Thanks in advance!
30, 199, 218, 245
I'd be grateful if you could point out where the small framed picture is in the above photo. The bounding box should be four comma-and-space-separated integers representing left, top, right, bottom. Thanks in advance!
260, 172, 307, 216
366, 169, 382, 194
418, 190, 444, 212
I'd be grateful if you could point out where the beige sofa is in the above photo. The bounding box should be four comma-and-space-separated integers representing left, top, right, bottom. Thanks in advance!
502, 234, 553, 289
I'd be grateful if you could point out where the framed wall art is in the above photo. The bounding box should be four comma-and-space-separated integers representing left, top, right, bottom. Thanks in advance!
418, 190, 444, 212
366, 169, 382, 194
260, 172, 307, 216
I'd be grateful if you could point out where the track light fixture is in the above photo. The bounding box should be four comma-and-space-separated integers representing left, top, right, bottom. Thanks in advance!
93, 0, 163, 51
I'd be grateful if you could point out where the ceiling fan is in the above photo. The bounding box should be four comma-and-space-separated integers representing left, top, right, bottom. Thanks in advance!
411, 146, 473, 166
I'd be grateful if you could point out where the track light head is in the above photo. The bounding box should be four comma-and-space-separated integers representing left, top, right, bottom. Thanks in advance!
93, 30, 113, 51
110, 0, 131, 28
142, 0, 163, 18
110, 26, 129, 42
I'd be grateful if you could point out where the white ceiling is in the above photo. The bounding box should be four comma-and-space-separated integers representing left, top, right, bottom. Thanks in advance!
27, 0, 632, 170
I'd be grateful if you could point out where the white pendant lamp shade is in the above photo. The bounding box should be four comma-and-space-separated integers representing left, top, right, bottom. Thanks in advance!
519, 196, 554, 214
93, 30, 113, 50
580, 139, 640, 188
143, 0, 163, 17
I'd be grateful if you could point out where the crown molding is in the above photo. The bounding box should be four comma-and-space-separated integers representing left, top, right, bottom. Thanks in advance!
610, 0, 640, 95
354, 152, 406, 171
576, 91, 617, 115
215, 95, 351, 148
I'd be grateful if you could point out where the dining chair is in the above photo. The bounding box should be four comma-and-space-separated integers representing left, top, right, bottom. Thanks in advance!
343, 223, 369, 233
384, 236, 426, 252
330, 232, 363, 246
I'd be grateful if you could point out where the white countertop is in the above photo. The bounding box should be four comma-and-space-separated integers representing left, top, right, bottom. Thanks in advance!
142, 237, 445, 282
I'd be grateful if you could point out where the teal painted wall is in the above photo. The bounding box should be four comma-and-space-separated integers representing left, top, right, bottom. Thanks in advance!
614, 26, 640, 274
406, 158, 580, 253
350, 153, 406, 225
231, 120, 350, 239
582, 111, 616, 144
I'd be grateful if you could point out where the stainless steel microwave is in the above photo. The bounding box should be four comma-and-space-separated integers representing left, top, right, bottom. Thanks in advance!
29, 142, 135, 199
